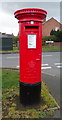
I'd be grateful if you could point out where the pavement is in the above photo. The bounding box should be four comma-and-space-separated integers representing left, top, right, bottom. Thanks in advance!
42, 73, 60, 105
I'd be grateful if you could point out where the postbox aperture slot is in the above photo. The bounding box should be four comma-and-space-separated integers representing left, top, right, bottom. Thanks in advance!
25, 26, 38, 29
28, 34, 36, 49
25, 26, 38, 31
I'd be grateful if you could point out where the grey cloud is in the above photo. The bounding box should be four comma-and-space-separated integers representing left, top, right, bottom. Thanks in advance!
0, 2, 60, 35
60, 1, 62, 23
1, 2, 60, 22
2, 2, 60, 14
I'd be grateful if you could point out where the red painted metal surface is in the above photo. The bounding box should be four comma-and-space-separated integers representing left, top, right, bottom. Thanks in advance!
14, 8, 47, 22
14, 8, 47, 84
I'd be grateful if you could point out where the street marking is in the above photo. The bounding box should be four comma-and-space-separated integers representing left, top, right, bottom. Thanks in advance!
54, 63, 62, 65
54, 63, 62, 68
7, 56, 19, 59
42, 64, 48, 66
42, 71, 56, 77
43, 55, 52, 57
16, 65, 51, 70
56, 66, 62, 68
42, 67, 52, 70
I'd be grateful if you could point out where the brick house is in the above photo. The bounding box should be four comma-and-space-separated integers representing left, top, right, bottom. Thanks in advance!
42, 17, 62, 36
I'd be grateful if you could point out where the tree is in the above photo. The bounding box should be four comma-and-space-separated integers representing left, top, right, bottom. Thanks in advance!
12, 36, 19, 47
57, 31, 62, 42
50, 30, 62, 42
50, 29, 54, 35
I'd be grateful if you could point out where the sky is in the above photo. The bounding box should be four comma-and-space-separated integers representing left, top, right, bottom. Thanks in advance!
0, 1, 62, 36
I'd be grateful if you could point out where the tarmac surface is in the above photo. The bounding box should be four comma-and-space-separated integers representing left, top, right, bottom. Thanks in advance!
42, 73, 60, 105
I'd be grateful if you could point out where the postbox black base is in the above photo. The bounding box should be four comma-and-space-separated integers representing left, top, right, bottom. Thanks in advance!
20, 82, 41, 105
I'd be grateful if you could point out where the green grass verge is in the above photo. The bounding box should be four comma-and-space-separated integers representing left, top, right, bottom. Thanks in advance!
1, 69, 59, 118
0, 69, 2, 89
0, 50, 19, 54
42, 45, 61, 52
0, 46, 19, 53
2, 69, 19, 91
0, 45, 61, 53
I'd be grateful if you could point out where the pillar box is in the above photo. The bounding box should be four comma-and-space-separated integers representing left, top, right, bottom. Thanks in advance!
14, 8, 47, 104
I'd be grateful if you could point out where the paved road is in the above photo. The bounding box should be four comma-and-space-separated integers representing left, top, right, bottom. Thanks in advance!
0, 52, 61, 104
1, 52, 61, 76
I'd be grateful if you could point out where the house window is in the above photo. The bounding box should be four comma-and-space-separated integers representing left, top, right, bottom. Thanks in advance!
55, 27, 60, 31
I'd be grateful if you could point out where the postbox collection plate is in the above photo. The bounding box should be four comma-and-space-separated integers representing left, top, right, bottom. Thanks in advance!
28, 34, 36, 48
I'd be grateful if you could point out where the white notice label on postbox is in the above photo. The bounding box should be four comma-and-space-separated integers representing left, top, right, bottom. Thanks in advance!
28, 35, 36, 48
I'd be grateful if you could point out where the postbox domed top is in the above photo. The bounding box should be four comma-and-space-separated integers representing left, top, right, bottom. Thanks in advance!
14, 8, 47, 22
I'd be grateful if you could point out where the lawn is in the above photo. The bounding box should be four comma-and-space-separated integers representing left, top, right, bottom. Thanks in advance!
0, 45, 61, 53
2, 69, 19, 91
1, 69, 59, 119
0, 69, 2, 89
0, 47, 19, 54
42, 45, 61, 52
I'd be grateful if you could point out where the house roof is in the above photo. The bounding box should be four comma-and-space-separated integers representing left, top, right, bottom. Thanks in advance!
43, 17, 62, 25
0, 33, 14, 38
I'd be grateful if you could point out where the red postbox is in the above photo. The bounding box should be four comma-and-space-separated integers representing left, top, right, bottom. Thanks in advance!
14, 8, 47, 104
